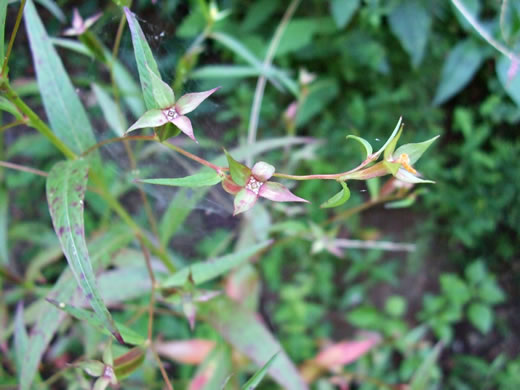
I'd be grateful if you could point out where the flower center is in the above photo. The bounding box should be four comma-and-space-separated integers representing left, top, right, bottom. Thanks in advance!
166, 108, 179, 119
245, 176, 263, 195
396, 153, 417, 175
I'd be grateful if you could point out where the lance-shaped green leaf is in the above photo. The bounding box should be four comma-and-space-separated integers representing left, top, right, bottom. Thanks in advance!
320, 181, 350, 208
14, 303, 28, 376
0, 0, 7, 67
242, 352, 280, 390
124, 7, 161, 110
384, 127, 403, 160
346, 135, 373, 161
162, 240, 271, 288
201, 297, 308, 390
225, 150, 251, 186
138, 170, 222, 188
24, 0, 97, 156
46, 299, 146, 346
147, 64, 175, 108
46, 159, 122, 344
114, 347, 146, 379
393, 135, 440, 165
374, 117, 402, 159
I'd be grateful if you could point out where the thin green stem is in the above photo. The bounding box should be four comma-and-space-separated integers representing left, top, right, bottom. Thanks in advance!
1, 81, 77, 159
1, 0, 26, 77
246, 0, 301, 166
0, 118, 27, 133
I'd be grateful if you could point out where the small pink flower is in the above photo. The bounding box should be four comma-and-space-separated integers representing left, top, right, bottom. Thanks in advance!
126, 64, 219, 143
223, 154, 309, 216
63, 8, 101, 36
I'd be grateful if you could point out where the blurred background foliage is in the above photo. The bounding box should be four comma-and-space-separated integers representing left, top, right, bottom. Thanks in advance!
1, 0, 520, 389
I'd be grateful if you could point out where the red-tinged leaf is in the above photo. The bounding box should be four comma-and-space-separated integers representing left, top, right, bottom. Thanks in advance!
200, 297, 308, 390
188, 344, 232, 390
234, 188, 258, 215
114, 347, 145, 379
258, 181, 309, 203
126, 109, 167, 133
46, 159, 122, 344
156, 339, 215, 364
176, 87, 220, 115
222, 177, 242, 195
314, 336, 381, 367
171, 115, 197, 142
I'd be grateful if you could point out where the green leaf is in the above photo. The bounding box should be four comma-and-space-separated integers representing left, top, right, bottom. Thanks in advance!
330, 0, 360, 29
201, 297, 308, 390
46, 159, 122, 343
433, 39, 485, 105
410, 341, 442, 390
147, 64, 175, 108
374, 117, 402, 158
225, 150, 251, 186
296, 78, 339, 126
124, 7, 162, 110
276, 19, 320, 57
440, 274, 471, 306
346, 135, 373, 160
393, 135, 439, 165
162, 240, 271, 288
0, 96, 23, 120
92, 84, 127, 137
384, 127, 403, 161
478, 279, 505, 304
320, 181, 350, 208
468, 303, 493, 333
138, 170, 223, 188
242, 352, 280, 390
464, 261, 486, 284
192, 65, 264, 79
0, 0, 7, 67
114, 347, 146, 379
24, 0, 97, 155
497, 55, 520, 107
46, 299, 146, 345
14, 303, 28, 376
0, 188, 7, 265
126, 109, 167, 133
385, 296, 407, 317
388, 0, 432, 67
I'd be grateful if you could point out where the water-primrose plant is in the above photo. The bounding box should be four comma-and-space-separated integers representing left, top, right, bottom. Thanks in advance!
0, 1, 449, 389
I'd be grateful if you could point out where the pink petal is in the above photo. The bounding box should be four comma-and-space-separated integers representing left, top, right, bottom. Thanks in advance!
259, 181, 309, 203
71, 8, 83, 31
175, 87, 220, 115
508, 59, 519, 83
170, 115, 197, 143
251, 161, 275, 182
314, 336, 381, 368
84, 12, 102, 30
126, 109, 167, 133
233, 188, 258, 216
156, 339, 215, 364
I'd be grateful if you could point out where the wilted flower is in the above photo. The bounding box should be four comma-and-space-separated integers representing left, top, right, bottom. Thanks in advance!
223, 153, 309, 215
126, 64, 219, 143
63, 8, 101, 36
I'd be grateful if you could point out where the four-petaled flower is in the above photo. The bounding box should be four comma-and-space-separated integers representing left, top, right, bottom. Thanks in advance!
223, 153, 309, 215
63, 8, 102, 36
126, 64, 219, 143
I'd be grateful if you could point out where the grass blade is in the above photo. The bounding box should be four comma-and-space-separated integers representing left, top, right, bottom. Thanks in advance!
92, 83, 127, 137
162, 240, 271, 288
24, 0, 97, 155
0, 188, 8, 265
46, 159, 122, 343
0, 0, 7, 67
138, 170, 223, 188
14, 303, 28, 376
241, 352, 279, 389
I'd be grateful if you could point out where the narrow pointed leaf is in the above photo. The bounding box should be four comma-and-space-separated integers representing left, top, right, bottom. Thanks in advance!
384, 127, 403, 160
395, 168, 434, 184
0, 0, 7, 67
176, 87, 220, 115
393, 135, 439, 165
46, 299, 146, 345
24, 0, 97, 155
242, 352, 279, 390
46, 159, 122, 343
162, 240, 271, 288
114, 347, 146, 379
171, 115, 197, 142
147, 64, 175, 108
92, 84, 127, 137
233, 188, 258, 215
201, 297, 309, 390
384, 160, 401, 176
374, 117, 402, 158
138, 170, 223, 187
225, 150, 251, 186
14, 303, 29, 376
258, 182, 309, 203
346, 135, 373, 161
320, 181, 350, 208
124, 7, 162, 110
126, 109, 167, 133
